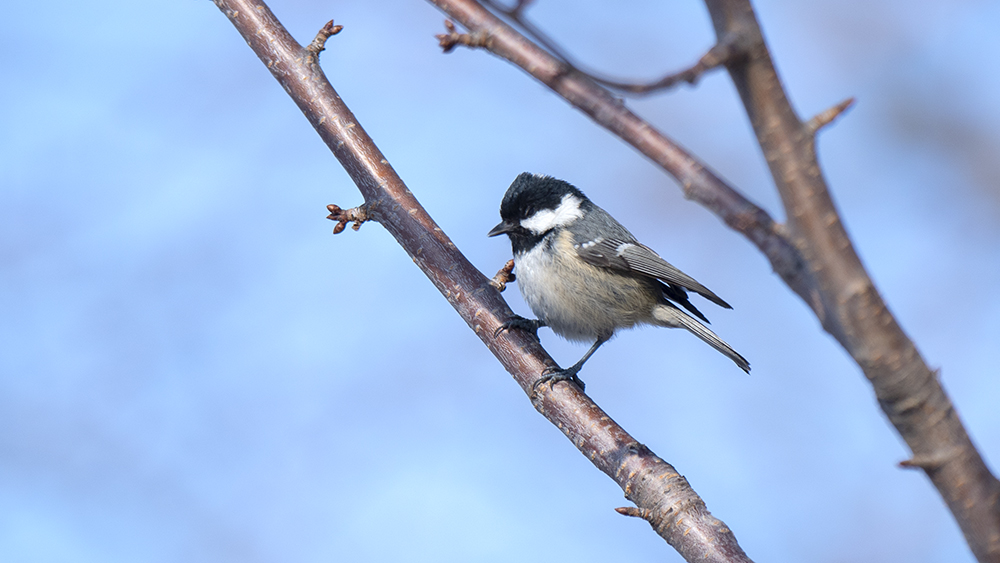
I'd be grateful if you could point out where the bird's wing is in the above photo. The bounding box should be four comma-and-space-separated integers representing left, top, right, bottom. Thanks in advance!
574, 236, 732, 310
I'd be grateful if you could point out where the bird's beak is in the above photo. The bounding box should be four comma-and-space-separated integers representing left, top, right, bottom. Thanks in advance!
487, 220, 516, 237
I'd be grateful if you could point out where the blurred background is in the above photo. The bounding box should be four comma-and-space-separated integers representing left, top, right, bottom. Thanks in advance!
2, 1, 998, 561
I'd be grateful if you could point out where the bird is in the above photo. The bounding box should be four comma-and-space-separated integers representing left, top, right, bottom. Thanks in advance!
488, 172, 750, 390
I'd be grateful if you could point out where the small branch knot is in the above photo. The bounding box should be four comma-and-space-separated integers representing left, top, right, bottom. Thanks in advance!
805, 97, 855, 137
899, 447, 963, 471
305, 20, 344, 63
616, 506, 652, 520
436, 20, 490, 53
326, 202, 371, 234
489, 259, 516, 292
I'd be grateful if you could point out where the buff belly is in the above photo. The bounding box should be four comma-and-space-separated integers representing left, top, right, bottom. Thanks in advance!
514, 230, 659, 341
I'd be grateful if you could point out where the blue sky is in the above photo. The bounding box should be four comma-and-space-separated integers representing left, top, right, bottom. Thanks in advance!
2, 1, 998, 562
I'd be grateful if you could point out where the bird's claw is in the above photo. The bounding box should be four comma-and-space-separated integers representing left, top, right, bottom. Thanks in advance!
493, 315, 584, 392
532, 365, 586, 393
493, 315, 545, 339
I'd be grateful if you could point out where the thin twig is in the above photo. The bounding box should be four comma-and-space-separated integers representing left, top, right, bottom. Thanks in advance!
481, 0, 576, 67
479, 0, 735, 96
804, 97, 855, 137
588, 31, 745, 95
304, 20, 344, 63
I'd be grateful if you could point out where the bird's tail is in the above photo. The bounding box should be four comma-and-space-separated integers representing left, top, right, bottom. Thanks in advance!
652, 304, 751, 373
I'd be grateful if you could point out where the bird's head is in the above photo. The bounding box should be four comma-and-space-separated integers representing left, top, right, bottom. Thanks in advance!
488, 173, 589, 241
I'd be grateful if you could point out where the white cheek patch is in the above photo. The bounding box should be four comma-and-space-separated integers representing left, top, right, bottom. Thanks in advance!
520, 194, 583, 234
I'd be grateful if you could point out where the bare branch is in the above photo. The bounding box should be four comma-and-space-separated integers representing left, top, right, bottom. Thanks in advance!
213, 2, 755, 562
427, 0, 1000, 560
704, 2, 1000, 559
590, 31, 745, 95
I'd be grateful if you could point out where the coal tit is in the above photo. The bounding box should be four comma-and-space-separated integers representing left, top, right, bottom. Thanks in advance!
489, 173, 750, 389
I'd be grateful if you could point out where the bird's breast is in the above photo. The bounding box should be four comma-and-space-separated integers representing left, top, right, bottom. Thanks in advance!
513, 231, 658, 341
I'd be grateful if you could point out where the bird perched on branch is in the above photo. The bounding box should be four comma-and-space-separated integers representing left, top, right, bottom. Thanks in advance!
489, 172, 750, 389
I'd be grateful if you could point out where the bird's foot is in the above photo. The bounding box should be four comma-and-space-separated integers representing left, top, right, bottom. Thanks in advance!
532, 365, 585, 393
493, 315, 546, 339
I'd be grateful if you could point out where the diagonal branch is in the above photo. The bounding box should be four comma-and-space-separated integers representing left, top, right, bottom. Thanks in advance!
212, 1, 755, 561
427, 1, 1000, 561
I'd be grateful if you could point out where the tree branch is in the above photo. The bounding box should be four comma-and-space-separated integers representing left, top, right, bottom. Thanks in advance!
596, 35, 741, 95
427, 1, 1000, 560
212, 1, 754, 561
478, 0, 739, 96
704, 2, 1000, 561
